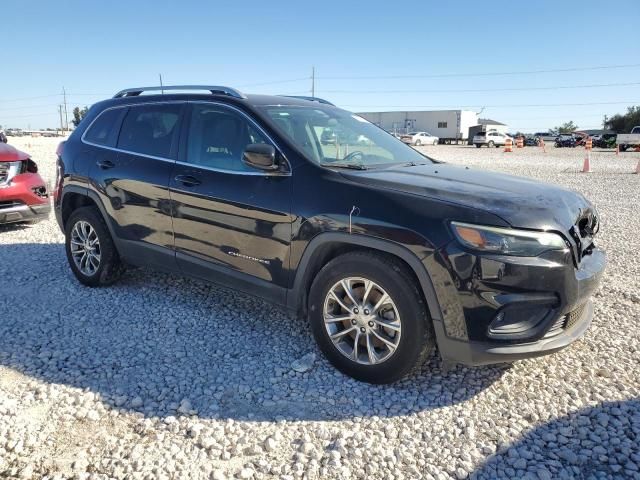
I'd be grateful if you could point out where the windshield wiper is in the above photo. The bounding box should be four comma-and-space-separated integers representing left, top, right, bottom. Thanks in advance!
320, 162, 368, 170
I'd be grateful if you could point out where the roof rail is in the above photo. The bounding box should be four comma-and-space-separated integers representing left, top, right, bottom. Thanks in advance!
280, 95, 335, 106
113, 85, 247, 99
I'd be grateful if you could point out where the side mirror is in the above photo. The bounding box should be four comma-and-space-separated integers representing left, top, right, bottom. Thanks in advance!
242, 144, 278, 171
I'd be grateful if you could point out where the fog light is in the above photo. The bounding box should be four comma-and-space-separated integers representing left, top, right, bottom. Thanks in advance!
488, 304, 554, 338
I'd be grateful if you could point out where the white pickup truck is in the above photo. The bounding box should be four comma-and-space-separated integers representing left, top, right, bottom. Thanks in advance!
616, 126, 640, 151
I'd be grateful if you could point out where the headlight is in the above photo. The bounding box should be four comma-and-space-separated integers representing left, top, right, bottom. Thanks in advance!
450, 221, 567, 257
1, 161, 22, 185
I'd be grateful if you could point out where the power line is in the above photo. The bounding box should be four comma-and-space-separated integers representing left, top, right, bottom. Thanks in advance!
4, 111, 59, 119
0, 103, 61, 112
324, 82, 640, 94
317, 63, 640, 80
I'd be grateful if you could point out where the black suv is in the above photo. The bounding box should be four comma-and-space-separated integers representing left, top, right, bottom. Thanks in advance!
54, 85, 606, 383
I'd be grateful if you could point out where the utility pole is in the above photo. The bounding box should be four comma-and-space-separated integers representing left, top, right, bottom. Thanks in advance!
311, 66, 315, 98
58, 105, 64, 136
159, 74, 164, 94
603, 114, 608, 130
62, 87, 69, 133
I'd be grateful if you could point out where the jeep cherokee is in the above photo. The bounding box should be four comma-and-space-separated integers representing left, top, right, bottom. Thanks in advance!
54, 85, 606, 383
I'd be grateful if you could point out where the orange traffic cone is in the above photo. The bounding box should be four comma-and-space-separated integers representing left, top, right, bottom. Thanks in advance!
615, 144, 619, 156
504, 138, 513, 152
635, 159, 640, 174
540, 138, 546, 153
582, 152, 592, 173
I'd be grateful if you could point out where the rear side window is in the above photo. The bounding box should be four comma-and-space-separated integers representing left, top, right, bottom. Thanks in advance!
117, 104, 181, 158
84, 108, 126, 147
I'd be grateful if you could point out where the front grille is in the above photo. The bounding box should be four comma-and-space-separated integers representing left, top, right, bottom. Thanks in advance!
565, 304, 585, 330
543, 304, 586, 338
0, 163, 8, 184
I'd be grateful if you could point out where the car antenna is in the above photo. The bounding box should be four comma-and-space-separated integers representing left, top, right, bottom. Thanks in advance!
349, 206, 360, 234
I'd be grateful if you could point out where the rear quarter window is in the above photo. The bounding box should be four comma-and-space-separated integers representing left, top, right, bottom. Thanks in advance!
117, 104, 182, 158
84, 108, 127, 147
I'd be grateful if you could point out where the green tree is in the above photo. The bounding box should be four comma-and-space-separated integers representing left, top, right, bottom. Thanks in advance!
71, 106, 89, 127
556, 121, 578, 134
604, 106, 640, 133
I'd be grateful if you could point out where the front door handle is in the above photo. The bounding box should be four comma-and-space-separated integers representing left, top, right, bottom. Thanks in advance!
96, 159, 115, 169
174, 175, 201, 187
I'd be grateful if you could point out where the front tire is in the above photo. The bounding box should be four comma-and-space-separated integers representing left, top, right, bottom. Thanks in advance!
308, 252, 435, 384
65, 206, 124, 287
488, 141, 495, 148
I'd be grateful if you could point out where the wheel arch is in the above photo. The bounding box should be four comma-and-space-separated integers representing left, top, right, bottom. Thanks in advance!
59, 186, 119, 248
288, 232, 443, 324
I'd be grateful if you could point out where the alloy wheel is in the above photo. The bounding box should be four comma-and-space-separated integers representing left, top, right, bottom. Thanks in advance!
70, 220, 101, 276
323, 277, 401, 365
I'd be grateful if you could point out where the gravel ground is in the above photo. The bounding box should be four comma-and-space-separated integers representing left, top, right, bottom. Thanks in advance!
1, 137, 639, 480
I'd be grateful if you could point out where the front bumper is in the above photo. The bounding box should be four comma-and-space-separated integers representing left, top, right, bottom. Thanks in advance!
0, 202, 51, 224
435, 300, 594, 365
0, 172, 51, 224
430, 244, 606, 366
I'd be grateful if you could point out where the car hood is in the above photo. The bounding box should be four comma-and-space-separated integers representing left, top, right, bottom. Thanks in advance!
0, 143, 29, 162
340, 163, 594, 231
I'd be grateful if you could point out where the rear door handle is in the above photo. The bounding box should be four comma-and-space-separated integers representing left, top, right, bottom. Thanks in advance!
174, 175, 201, 187
96, 160, 115, 169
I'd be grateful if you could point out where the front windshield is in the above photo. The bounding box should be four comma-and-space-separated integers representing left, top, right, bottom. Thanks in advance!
258, 105, 433, 168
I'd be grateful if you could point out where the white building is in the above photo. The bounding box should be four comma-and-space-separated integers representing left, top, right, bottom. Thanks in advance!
357, 110, 479, 142
478, 118, 508, 134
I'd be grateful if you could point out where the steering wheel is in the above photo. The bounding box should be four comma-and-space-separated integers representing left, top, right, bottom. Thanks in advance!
342, 150, 365, 163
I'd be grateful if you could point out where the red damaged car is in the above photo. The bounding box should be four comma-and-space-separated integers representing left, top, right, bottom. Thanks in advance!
0, 143, 50, 224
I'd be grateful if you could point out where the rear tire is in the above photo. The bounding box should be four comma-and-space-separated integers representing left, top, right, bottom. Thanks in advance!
65, 206, 124, 287
475, 144, 482, 148
308, 251, 435, 384
415, 139, 422, 146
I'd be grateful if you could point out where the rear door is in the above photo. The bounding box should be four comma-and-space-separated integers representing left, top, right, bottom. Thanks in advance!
88, 102, 184, 269
169, 102, 293, 304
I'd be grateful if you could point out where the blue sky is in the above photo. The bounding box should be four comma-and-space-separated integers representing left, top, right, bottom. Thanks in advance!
1, 0, 639, 131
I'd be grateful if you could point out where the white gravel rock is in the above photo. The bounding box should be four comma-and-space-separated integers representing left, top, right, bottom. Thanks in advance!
0, 138, 638, 479
291, 353, 316, 373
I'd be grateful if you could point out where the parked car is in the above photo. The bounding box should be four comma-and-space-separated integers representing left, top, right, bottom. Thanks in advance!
400, 131, 439, 146
0, 143, 51, 224
472, 130, 512, 148
555, 134, 577, 148
534, 131, 559, 143
54, 85, 606, 384
524, 136, 539, 147
0, 130, 7, 143
594, 133, 617, 149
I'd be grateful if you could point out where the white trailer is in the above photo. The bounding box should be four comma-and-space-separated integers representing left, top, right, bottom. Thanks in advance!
357, 110, 479, 143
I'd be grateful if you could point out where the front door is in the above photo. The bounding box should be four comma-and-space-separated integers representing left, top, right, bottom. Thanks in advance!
169, 103, 293, 304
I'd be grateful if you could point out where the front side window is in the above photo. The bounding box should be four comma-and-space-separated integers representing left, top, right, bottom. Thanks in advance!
258, 105, 432, 168
117, 104, 181, 158
84, 108, 126, 147
186, 104, 270, 172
